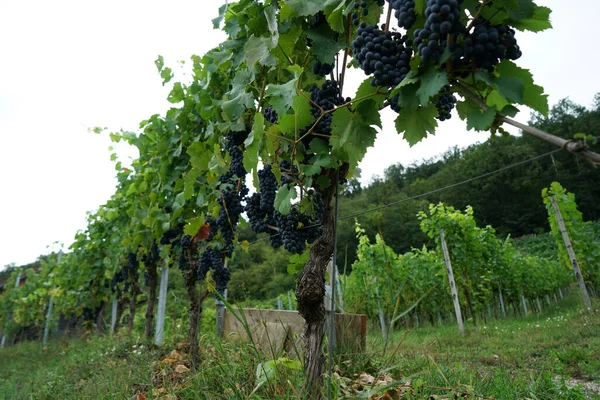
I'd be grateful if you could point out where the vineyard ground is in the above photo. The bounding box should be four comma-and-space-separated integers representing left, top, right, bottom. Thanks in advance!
0, 293, 598, 399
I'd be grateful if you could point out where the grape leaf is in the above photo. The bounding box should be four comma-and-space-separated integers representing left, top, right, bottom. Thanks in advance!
354, 78, 387, 109
244, 36, 277, 68
466, 106, 497, 131
395, 104, 438, 146
494, 76, 524, 103
306, 24, 344, 64
167, 83, 185, 104
416, 68, 449, 104
512, 5, 552, 32
287, 0, 325, 16
330, 101, 380, 168
495, 60, 548, 115
265, 78, 299, 117
274, 184, 297, 215
324, 0, 346, 32
184, 218, 204, 238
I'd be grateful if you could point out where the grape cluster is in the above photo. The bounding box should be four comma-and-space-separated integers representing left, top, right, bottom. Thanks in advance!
454, 19, 522, 72
143, 241, 159, 266
217, 188, 244, 257
177, 235, 195, 271
263, 105, 278, 124
246, 193, 268, 233
160, 224, 183, 245
215, 130, 250, 257
352, 24, 413, 88
414, 0, 463, 63
198, 246, 220, 281
313, 60, 334, 77
309, 80, 348, 136
390, 0, 416, 29
258, 164, 277, 211
273, 207, 319, 254
245, 164, 279, 235
205, 216, 218, 241
435, 85, 456, 121
351, 1, 370, 26
279, 160, 299, 185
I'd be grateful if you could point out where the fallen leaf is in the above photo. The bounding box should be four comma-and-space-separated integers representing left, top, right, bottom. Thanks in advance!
175, 364, 190, 374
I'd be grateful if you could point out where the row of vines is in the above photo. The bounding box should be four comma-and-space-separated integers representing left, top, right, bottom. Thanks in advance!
2, 0, 599, 397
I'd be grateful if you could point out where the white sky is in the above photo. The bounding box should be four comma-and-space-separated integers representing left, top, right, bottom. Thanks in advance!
0, 0, 598, 269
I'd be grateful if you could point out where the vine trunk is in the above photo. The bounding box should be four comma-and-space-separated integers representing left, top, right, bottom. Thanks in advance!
296, 166, 346, 399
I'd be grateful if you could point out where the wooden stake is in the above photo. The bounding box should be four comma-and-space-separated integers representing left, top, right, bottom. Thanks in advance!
154, 262, 169, 346
550, 197, 592, 310
440, 230, 464, 333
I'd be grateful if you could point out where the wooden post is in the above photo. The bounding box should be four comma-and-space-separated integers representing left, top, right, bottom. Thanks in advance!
440, 230, 464, 333
559, 288, 564, 299
325, 260, 337, 347
287, 291, 293, 311
277, 297, 283, 310
536, 297, 542, 313
43, 252, 62, 347
110, 298, 118, 334
154, 263, 169, 346
374, 282, 387, 339
498, 290, 507, 318
1, 273, 22, 348
550, 197, 592, 310
546, 295, 551, 306
521, 294, 528, 317
215, 288, 227, 339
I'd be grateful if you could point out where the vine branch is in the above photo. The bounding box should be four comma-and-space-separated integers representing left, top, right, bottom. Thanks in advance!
454, 82, 600, 166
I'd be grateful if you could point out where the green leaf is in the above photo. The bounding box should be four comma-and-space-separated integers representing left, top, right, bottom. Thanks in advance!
330, 102, 380, 168
160, 67, 173, 86
154, 55, 164, 72
499, 104, 519, 117
494, 76, 524, 103
222, 69, 255, 120
184, 218, 204, 237
287, 0, 325, 16
512, 5, 552, 32
243, 114, 265, 173
324, 0, 346, 32
466, 106, 497, 131
395, 105, 438, 146
414, 0, 426, 15
167, 82, 185, 103
265, 77, 299, 117
306, 24, 344, 64
244, 36, 277, 68
354, 78, 387, 109
274, 184, 297, 215
416, 68, 448, 105
495, 60, 548, 115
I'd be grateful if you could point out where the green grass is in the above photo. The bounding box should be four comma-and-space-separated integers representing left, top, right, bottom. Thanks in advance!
0, 295, 599, 399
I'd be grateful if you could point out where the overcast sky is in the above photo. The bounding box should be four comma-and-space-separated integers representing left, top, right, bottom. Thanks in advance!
1, 0, 598, 269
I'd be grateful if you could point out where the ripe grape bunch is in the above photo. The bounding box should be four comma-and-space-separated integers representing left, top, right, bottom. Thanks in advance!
390, 0, 416, 30
263, 105, 278, 124
413, 0, 463, 63
435, 85, 456, 121
309, 80, 348, 140
313, 60, 334, 77
352, 23, 413, 88
177, 235, 194, 271
216, 130, 249, 257
453, 18, 522, 72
